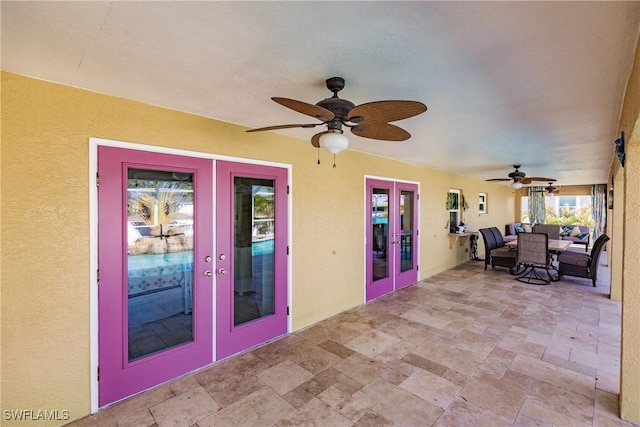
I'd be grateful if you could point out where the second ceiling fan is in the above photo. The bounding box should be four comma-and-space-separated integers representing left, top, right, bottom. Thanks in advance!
486, 165, 556, 189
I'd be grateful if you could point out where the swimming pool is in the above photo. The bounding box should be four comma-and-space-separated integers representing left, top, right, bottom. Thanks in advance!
252, 238, 274, 255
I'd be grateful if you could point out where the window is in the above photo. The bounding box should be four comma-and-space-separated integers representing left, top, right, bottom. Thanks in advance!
479, 193, 487, 214
520, 194, 594, 227
448, 189, 461, 233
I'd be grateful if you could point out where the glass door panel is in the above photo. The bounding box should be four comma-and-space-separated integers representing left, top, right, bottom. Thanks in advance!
233, 177, 275, 326
399, 190, 414, 273
126, 169, 195, 360
372, 188, 390, 282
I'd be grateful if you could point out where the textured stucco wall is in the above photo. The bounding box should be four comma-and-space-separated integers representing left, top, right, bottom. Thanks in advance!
618, 32, 640, 425
1, 72, 514, 424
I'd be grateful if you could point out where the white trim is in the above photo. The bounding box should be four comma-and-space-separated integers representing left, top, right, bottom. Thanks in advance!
89, 137, 293, 412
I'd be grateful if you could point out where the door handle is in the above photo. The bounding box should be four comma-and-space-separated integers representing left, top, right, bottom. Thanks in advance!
217, 268, 227, 275
203, 270, 213, 277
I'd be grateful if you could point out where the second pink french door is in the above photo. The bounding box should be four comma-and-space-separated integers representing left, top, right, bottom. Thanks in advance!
215, 161, 289, 359
366, 179, 418, 302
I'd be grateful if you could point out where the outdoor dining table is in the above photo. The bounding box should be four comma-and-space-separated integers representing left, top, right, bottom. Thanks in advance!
505, 238, 573, 253
505, 238, 573, 281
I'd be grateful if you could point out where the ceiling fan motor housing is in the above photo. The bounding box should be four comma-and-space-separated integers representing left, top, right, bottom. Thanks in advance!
316, 97, 355, 130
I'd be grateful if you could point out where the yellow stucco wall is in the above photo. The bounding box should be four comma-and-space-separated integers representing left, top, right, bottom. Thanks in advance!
615, 31, 640, 425
1, 71, 514, 424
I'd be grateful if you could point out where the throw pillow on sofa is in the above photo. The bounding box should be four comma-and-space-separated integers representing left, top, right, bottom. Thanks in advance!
570, 226, 582, 237
514, 224, 525, 233
579, 231, 589, 239
523, 224, 532, 233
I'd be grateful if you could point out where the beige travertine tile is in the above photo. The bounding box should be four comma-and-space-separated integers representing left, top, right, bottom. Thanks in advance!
68, 259, 621, 427
256, 359, 314, 396
400, 368, 461, 410
351, 410, 394, 427
516, 397, 590, 427
317, 386, 370, 422
333, 353, 386, 385
198, 387, 295, 427
275, 397, 352, 427
282, 385, 315, 409
474, 411, 514, 427
344, 330, 402, 358
411, 337, 483, 376
300, 366, 364, 396
317, 339, 356, 359
149, 386, 220, 427
509, 353, 595, 399
433, 398, 482, 427
353, 377, 443, 426
108, 385, 174, 427
459, 370, 527, 423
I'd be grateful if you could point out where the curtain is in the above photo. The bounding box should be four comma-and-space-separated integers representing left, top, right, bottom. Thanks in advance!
591, 184, 607, 239
528, 186, 546, 224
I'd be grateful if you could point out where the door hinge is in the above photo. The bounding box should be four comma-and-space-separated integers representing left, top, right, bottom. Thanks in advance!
97, 269, 99, 284
417, 265, 419, 271
417, 193, 419, 200
287, 185, 290, 195
287, 246, 290, 255
96, 173, 100, 187
416, 229, 419, 236
287, 306, 290, 316
97, 365, 100, 381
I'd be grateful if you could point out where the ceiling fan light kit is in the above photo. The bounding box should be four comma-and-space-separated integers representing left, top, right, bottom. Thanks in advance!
512, 181, 523, 190
247, 77, 427, 165
319, 129, 349, 154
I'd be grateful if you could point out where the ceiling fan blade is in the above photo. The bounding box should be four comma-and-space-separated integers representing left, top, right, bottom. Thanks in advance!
272, 97, 335, 122
486, 178, 512, 182
347, 100, 427, 124
521, 177, 557, 184
246, 123, 321, 133
351, 122, 410, 141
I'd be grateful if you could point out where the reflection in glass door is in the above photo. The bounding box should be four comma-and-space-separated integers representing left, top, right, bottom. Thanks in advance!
126, 169, 195, 360
366, 179, 418, 301
395, 185, 418, 289
233, 177, 275, 326
372, 188, 390, 282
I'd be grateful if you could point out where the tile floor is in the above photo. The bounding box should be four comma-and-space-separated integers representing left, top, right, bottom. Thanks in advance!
70, 255, 637, 427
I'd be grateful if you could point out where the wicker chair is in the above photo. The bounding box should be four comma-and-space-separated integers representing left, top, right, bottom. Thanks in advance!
479, 227, 517, 273
516, 232, 553, 285
557, 234, 610, 287
532, 224, 561, 240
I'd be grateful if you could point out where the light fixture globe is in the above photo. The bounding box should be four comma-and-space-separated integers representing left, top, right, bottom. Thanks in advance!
319, 130, 349, 154
512, 181, 523, 190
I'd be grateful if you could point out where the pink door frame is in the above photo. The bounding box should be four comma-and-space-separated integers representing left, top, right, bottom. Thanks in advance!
215, 161, 289, 360
365, 178, 418, 301
97, 146, 213, 407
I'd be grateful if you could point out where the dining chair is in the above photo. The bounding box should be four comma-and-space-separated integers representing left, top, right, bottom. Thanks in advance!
479, 227, 517, 273
532, 224, 561, 240
516, 232, 553, 284
557, 234, 610, 287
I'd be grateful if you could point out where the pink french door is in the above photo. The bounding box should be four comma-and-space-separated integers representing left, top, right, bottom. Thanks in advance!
97, 148, 289, 406
366, 178, 418, 301
215, 161, 288, 359
98, 147, 213, 406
